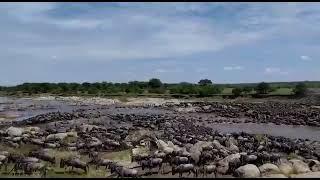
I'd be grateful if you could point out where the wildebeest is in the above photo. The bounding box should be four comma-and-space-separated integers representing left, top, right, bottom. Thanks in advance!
140, 158, 163, 173
29, 151, 56, 164
198, 164, 216, 177
172, 164, 197, 178
110, 164, 139, 178
132, 154, 150, 163
60, 158, 89, 173
170, 156, 189, 166
0, 155, 8, 171
240, 154, 258, 166
89, 157, 113, 170
24, 162, 48, 176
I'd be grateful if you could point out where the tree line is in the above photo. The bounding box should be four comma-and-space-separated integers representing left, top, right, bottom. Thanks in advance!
0, 79, 308, 97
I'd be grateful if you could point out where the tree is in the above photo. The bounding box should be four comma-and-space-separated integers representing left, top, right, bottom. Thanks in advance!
148, 78, 162, 88
232, 87, 243, 97
197, 85, 221, 97
293, 83, 307, 96
243, 86, 253, 95
255, 82, 270, 94
198, 79, 212, 86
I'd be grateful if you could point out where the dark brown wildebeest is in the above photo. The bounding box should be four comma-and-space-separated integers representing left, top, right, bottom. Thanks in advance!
172, 164, 198, 178
111, 165, 139, 178
60, 158, 89, 173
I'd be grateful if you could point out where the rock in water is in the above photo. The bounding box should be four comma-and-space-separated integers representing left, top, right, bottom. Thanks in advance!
6, 127, 23, 137
235, 164, 260, 178
289, 159, 311, 174
259, 163, 281, 175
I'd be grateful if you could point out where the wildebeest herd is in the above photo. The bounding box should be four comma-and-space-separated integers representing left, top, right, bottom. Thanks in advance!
0, 99, 320, 178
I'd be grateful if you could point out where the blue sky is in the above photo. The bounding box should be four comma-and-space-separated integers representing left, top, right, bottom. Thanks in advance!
1, 2, 320, 85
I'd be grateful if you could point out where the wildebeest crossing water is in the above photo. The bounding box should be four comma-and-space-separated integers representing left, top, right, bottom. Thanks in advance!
1, 96, 320, 178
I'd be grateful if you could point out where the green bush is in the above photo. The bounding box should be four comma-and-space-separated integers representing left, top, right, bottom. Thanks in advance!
232, 87, 243, 97
293, 83, 307, 96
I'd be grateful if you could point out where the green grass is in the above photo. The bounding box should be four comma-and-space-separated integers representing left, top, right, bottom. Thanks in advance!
254, 134, 268, 143
288, 152, 300, 160
222, 88, 233, 95
269, 88, 293, 95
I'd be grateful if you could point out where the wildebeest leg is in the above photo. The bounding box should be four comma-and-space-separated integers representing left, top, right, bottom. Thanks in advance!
5, 163, 8, 172
193, 169, 197, 177
159, 163, 162, 174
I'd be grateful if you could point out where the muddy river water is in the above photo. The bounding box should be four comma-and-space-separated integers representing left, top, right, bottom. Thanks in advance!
1, 96, 320, 141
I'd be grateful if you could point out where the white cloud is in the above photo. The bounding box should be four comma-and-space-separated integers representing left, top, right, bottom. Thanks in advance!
0, 3, 320, 64
300, 55, 311, 61
223, 66, 244, 71
155, 69, 167, 73
155, 68, 183, 73
264, 67, 289, 75
0, 3, 271, 62
195, 68, 208, 73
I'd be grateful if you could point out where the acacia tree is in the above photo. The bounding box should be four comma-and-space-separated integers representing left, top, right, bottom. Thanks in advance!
232, 87, 243, 97
243, 86, 253, 95
198, 79, 212, 86
293, 82, 307, 96
148, 78, 163, 88
255, 82, 270, 94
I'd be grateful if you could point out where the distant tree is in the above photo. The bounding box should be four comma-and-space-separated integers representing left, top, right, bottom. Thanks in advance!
255, 82, 270, 94
197, 85, 221, 97
148, 78, 163, 88
148, 88, 165, 94
232, 87, 243, 97
198, 79, 212, 86
243, 86, 253, 94
293, 83, 307, 96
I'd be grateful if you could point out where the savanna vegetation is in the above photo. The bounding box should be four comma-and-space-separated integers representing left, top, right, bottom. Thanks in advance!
0, 78, 318, 98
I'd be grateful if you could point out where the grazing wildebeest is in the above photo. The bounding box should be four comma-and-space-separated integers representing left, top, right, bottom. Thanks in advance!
24, 162, 48, 176
198, 164, 216, 177
269, 153, 281, 164
132, 154, 150, 163
110, 164, 139, 178
228, 158, 241, 174
170, 156, 189, 166
29, 151, 56, 164
89, 157, 113, 170
240, 154, 258, 166
9, 162, 28, 175
60, 158, 89, 173
88, 151, 99, 160
172, 164, 197, 178
0, 155, 8, 171
140, 158, 163, 173
7, 154, 24, 164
